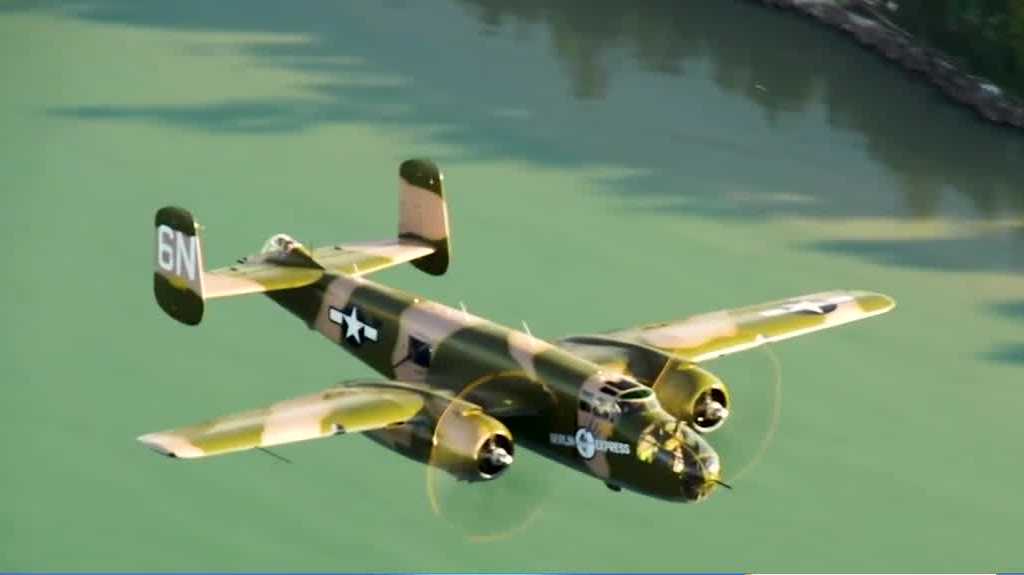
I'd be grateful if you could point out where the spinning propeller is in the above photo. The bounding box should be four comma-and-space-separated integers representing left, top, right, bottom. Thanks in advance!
701, 341, 784, 487
425, 375, 554, 542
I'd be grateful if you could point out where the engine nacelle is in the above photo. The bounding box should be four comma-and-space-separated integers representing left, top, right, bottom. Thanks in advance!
432, 406, 515, 481
364, 402, 514, 482
652, 360, 731, 433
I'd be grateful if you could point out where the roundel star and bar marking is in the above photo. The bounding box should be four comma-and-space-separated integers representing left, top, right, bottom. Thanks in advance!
328, 305, 380, 346
759, 294, 854, 317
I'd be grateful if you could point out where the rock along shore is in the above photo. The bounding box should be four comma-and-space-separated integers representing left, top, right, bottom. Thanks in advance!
756, 0, 1024, 129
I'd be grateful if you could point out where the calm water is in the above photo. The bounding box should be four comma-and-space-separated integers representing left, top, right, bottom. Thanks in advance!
2, 1, 1022, 571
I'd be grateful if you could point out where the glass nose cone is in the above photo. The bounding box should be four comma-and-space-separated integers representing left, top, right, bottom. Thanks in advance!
679, 433, 722, 502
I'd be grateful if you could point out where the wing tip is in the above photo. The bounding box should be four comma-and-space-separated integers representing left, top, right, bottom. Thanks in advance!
137, 432, 202, 459
850, 290, 896, 315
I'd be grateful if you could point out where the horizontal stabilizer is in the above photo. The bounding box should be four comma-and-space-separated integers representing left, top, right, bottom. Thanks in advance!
311, 239, 434, 277
151, 159, 453, 324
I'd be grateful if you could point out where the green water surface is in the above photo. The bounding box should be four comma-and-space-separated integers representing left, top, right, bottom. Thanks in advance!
1, 1, 1022, 571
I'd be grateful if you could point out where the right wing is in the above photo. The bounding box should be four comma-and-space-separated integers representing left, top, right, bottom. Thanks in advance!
593, 290, 895, 363
137, 381, 430, 459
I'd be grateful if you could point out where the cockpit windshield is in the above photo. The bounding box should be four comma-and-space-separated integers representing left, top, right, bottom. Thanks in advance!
261, 233, 301, 254
618, 387, 654, 401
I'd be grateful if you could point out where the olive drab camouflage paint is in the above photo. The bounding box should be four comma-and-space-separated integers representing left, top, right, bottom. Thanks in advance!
141, 158, 896, 503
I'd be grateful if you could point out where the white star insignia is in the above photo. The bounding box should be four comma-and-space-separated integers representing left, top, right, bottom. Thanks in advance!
328, 306, 379, 345
760, 295, 853, 318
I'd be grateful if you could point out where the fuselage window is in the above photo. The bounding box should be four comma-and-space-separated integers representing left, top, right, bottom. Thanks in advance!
409, 336, 432, 368
580, 389, 617, 420
588, 394, 620, 420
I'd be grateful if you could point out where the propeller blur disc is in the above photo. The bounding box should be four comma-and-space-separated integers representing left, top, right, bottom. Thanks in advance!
425, 375, 554, 542
702, 342, 783, 485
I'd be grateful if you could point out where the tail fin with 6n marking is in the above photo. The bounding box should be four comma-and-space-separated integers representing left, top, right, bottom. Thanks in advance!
153, 207, 206, 325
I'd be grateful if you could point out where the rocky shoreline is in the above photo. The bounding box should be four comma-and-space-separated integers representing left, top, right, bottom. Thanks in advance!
757, 0, 1024, 129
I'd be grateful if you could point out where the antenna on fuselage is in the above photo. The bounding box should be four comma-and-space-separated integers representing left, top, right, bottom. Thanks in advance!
459, 301, 469, 317
522, 321, 533, 337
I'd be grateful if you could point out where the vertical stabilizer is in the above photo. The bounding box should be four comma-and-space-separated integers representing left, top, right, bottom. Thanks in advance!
399, 159, 451, 275
154, 206, 206, 325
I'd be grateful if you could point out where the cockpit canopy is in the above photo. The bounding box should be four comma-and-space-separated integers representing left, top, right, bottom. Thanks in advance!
580, 375, 655, 420
619, 387, 654, 401
601, 376, 654, 403
261, 233, 303, 255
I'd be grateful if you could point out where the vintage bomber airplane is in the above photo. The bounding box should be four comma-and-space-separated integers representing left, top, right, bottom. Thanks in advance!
143, 159, 895, 503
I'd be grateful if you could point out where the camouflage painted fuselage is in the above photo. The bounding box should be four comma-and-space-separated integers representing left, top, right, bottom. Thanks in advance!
145, 160, 894, 503
268, 272, 720, 502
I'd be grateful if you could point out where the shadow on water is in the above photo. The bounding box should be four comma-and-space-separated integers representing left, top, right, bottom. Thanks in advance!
810, 233, 1024, 274
14, 0, 1024, 276
454, 1, 1024, 270
980, 343, 1024, 365
986, 301, 1024, 366
992, 300, 1024, 318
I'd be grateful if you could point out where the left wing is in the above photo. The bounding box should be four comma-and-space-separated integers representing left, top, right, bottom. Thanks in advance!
137, 381, 428, 459
593, 290, 895, 363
